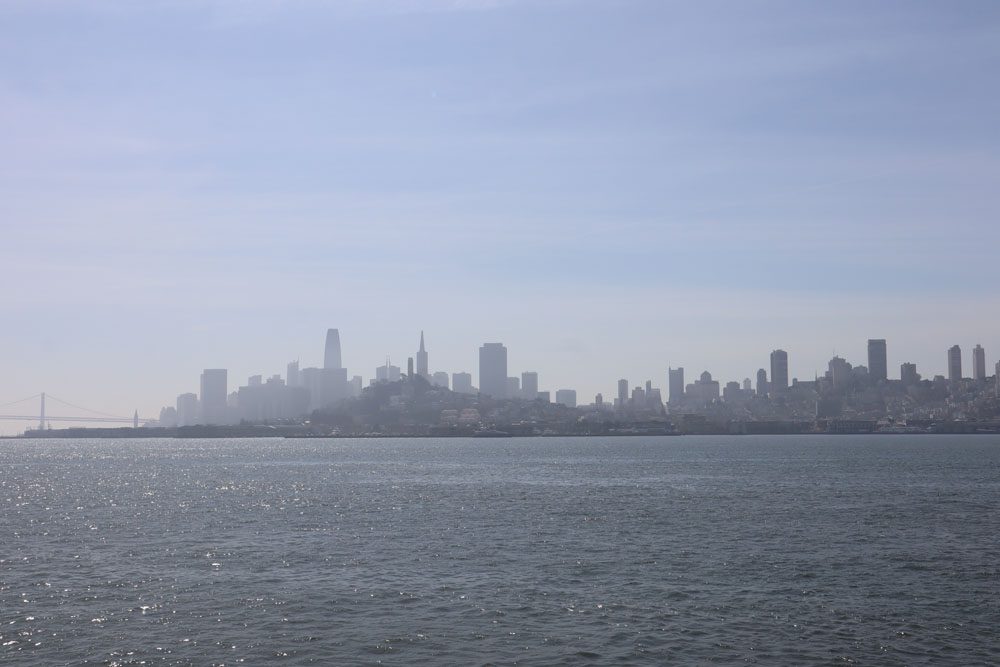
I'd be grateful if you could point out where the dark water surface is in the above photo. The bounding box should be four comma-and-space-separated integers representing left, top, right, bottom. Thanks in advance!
2, 435, 999, 665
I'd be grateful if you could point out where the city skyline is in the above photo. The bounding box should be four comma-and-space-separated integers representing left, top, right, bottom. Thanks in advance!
2, 1, 1000, 431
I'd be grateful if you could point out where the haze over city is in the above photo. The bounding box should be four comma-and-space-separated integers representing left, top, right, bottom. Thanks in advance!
3, 1, 999, 432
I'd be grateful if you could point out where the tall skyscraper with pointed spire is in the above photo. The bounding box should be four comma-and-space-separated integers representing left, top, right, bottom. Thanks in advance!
324, 328, 342, 370
416, 331, 428, 378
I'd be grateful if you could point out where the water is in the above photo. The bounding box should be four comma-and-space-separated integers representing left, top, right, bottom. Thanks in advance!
2, 435, 999, 665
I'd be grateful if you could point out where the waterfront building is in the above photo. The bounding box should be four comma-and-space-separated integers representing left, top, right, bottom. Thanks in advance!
770, 350, 789, 392
555, 389, 577, 408
199, 369, 228, 425
479, 343, 508, 398
668, 368, 684, 403
416, 331, 429, 378
868, 339, 887, 382
521, 372, 539, 400
973, 344, 986, 381
324, 328, 342, 370
948, 345, 962, 382
432, 371, 449, 389
452, 372, 473, 394
176, 392, 198, 427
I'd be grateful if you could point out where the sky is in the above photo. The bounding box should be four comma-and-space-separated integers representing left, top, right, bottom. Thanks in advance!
2, 0, 999, 430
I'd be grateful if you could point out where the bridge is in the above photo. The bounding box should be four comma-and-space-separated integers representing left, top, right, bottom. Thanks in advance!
0, 393, 150, 430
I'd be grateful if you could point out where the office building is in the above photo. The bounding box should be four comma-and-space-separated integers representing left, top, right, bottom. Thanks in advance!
324, 328, 342, 370
432, 371, 449, 389
521, 372, 538, 400
416, 331, 429, 378
176, 392, 198, 427
506, 376, 521, 398
770, 350, 789, 392
479, 343, 508, 398
900, 362, 920, 386
755, 369, 767, 396
742, 378, 752, 392
555, 389, 577, 408
286, 360, 300, 387
948, 345, 962, 382
973, 344, 986, 381
199, 369, 228, 425
867, 339, 887, 382
350, 375, 363, 397
668, 368, 684, 403
452, 372, 473, 394
617, 379, 629, 406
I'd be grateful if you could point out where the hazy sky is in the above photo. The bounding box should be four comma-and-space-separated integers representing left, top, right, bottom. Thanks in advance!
2, 0, 999, 429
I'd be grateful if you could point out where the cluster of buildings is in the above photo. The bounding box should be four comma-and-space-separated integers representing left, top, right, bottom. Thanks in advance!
155, 330, 1000, 431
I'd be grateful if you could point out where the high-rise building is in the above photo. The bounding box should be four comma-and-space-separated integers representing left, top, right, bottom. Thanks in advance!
742, 378, 752, 392
770, 350, 789, 392
973, 344, 986, 381
478, 343, 508, 398
948, 345, 962, 382
416, 331, 428, 378
521, 372, 538, 400
199, 369, 228, 424
452, 372, 473, 394
350, 375, 363, 397
407, 357, 414, 377
286, 360, 300, 387
555, 389, 577, 408
900, 362, 920, 386
867, 339, 887, 382
376, 359, 401, 383
996, 361, 1000, 398
756, 368, 767, 396
595, 393, 603, 407
324, 328, 342, 370
506, 376, 521, 398
176, 392, 199, 427
668, 368, 684, 403
617, 379, 629, 406
432, 371, 449, 389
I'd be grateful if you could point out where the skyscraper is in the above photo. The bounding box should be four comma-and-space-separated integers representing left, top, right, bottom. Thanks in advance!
478, 343, 508, 398
867, 339, 887, 382
770, 350, 789, 392
521, 372, 538, 400
176, 392, 198, 427
432, 371, 449, 389
286, 360, 300, 387
617, 379, 629, 406
324, 328, 342, 370
668, 368, 684, 403
199, 369, 228, 425
900, 362, 920, 386
755, 368, 767, 396
973, 344, 986, 381
416, 331, 428, 378
948, 345, 962, 382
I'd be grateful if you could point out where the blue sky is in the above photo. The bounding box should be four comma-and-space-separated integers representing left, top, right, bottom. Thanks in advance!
1, 0, 999, 427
